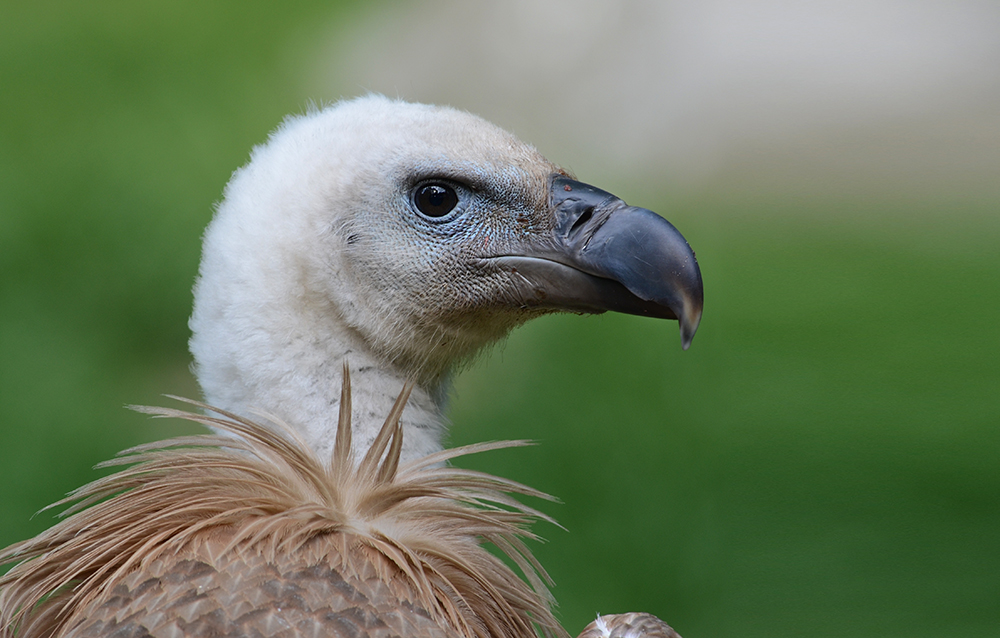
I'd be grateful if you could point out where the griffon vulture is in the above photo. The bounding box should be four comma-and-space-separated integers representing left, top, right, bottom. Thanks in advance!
0, 97, 702, 638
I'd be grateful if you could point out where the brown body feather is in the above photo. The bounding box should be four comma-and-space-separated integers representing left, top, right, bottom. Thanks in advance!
0, 368, 566, 638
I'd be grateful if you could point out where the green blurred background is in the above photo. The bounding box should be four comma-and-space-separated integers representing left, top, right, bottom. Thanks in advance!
1, 2, 997, 637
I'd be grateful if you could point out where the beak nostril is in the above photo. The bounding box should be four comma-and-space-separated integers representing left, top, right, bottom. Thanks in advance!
568, 207, 594, 237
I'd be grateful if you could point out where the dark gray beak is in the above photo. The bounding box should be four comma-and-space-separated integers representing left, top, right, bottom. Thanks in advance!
494, 176, 704, 349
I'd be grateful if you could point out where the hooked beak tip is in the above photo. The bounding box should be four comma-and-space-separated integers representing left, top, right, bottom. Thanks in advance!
679, 295, 703, 351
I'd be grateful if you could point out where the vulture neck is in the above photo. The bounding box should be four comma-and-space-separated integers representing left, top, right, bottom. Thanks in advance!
189, 249, 451, 466
195, 306, 450, 464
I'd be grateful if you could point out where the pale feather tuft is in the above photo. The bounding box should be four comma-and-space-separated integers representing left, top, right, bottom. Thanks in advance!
577, 614, 682, 638
0, 365, 566, 638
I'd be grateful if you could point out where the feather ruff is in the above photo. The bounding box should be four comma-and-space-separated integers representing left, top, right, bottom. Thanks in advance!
0, 366, 566, 638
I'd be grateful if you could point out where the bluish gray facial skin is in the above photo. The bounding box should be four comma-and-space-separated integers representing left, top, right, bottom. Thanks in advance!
490, 175, 704, 350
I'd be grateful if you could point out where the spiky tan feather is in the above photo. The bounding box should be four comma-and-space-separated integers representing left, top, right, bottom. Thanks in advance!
0, 366, 567, 638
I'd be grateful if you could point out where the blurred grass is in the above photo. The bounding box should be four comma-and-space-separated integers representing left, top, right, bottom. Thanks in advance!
1, 3, 997, 638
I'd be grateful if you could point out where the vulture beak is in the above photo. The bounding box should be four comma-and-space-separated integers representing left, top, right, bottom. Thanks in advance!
496, 175, 704, 349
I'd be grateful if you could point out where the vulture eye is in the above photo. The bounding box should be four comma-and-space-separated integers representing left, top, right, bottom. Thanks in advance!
413, 183, 460, 219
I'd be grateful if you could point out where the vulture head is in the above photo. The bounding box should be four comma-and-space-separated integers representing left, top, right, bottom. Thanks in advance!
190, 96, 703, 461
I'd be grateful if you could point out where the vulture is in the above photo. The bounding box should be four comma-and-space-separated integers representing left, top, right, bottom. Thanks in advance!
0, 96, 702, 638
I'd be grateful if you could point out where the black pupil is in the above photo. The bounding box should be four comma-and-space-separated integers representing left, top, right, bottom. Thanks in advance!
415, 184, 458, 218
